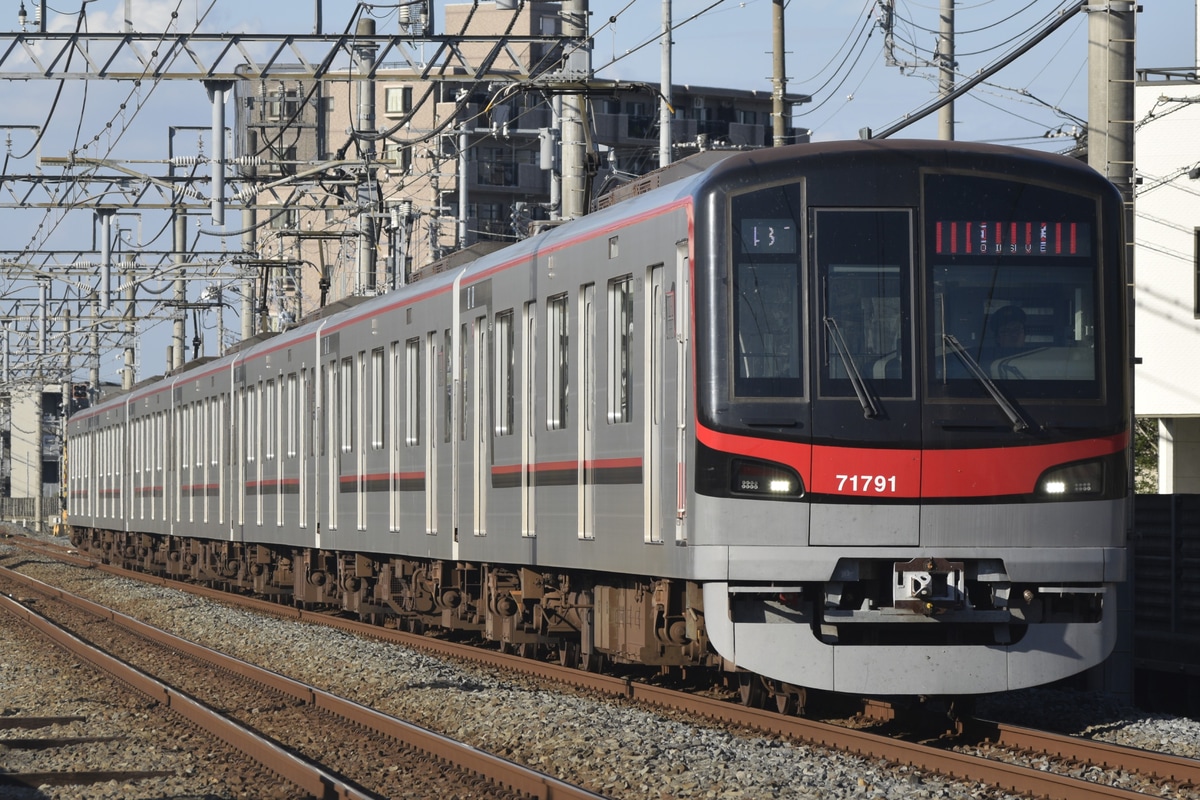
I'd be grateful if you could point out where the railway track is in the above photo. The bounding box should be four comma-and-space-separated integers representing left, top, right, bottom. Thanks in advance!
0, 562, 605, 800
4, 533, 1197, 800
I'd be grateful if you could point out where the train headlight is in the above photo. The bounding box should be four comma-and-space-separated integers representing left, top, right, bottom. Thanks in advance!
1037, 460, 1104, 498
731, 459, 804, 498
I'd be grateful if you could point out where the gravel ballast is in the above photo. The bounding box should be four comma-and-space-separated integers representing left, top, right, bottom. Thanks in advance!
3, 539, 1196, 800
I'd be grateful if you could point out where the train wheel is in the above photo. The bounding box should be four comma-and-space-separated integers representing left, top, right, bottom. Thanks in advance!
738, 673, 765, 708
775, 687, 805, 716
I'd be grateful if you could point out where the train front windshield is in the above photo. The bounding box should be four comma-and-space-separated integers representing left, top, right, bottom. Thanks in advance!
925, 174, 1101, 402
720, 168, 1116, 443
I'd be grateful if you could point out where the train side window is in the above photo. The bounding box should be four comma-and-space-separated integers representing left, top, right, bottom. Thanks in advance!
460, 323, 469, 442
212, 395, 222, 466
245, 385, 257, 463
607, 275, 633, 423
443, 329, 453, 444
389, 342, 400, 455
340, 356, 354, 453
547, 293, 569, 430
406, 338, 420, 446
285, 373, 298, 458
264, 379, 276, 460
371, 347, 385, 450
494, 310, 514, 436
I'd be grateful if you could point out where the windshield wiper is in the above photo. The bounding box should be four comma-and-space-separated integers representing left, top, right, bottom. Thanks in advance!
942, 333, 1032, 432
824, 316, 880, 419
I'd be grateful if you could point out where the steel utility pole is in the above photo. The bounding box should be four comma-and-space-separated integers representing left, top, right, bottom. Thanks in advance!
937, 0, 955, 140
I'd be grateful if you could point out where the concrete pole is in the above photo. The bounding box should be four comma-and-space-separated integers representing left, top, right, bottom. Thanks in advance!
772, 0, 787, 147
1087, 1, 1135, 341
1087, 0, 1135, 700
97, 209, 114, 311
458, 119, 470, 249
241, 207, 256, 341
550, 95, 562, 219
1088, 5, 1136, 209
216, 287, 225, 357
89, 297, 100, 398
355, 18, 378, 293
172, 213, 187, 371
937, 0, 954, 141
560, 0, 589, 218
659, 0, 672, 167
37, 282, 47, 356
60, 308, 70, 426
123, 254, 136, 391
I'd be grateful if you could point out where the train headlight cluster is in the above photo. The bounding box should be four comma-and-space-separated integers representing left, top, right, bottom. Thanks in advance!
1037, 460, 1105, 498
731, 459, 804, 498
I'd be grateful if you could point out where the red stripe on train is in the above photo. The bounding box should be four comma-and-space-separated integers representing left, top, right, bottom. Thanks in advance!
697, 424, 1126, 499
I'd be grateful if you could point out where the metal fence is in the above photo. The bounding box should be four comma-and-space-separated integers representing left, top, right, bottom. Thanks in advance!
0, 492, 63, 533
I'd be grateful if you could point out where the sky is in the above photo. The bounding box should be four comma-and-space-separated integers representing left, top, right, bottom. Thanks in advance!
0, 0, 1194, 383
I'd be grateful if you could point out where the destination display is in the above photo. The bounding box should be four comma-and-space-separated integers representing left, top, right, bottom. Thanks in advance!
741, 219, 798, 254
933, 221, 1091, 257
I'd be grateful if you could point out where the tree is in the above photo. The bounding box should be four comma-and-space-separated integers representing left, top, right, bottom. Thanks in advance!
1133, 417, 1158, 495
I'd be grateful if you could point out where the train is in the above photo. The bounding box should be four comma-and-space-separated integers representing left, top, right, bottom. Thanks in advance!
66, 139, 1131, 709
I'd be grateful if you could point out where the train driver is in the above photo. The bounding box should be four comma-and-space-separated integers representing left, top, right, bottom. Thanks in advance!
990, 304, 1027, 352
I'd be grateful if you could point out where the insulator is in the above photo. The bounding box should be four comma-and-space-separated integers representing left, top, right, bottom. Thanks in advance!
169, 156, 204, 166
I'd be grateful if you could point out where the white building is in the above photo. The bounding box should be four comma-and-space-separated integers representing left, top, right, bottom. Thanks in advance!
1134, 52, 1200, 492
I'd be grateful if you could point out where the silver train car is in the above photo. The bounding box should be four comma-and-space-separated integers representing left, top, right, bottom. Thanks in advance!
67, 140, 1130, 703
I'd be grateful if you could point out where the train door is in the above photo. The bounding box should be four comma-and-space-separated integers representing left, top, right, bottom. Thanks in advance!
325, 357, 340, 532
808, 208, 920, 546
644, 246, 691, 545
424, 331, 439, 536
338, 355, 357, 533
578, 283, 595, 540
522, 302, 536, 537
645, 264, 666, 544
438, 327, 456, 549
673, 244, 689, 544
472, 313, 489, 536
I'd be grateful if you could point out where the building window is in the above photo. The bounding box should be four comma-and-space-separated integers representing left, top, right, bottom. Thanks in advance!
384, 141, 411, 174
268, 205, 298, 229
1195, 228, 1200, 319
477, 147, 519, 187
385, 85, 413, 116
264, 87, 303, 122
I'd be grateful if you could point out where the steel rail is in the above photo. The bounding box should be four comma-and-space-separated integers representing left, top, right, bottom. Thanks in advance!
0, 581, 377, 800
5, 536, 1186, 800
0, 563, 607, 800
977, 719, 1200, 789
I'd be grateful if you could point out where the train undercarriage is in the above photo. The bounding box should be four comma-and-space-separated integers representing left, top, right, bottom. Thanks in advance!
69, 526, 719, 680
